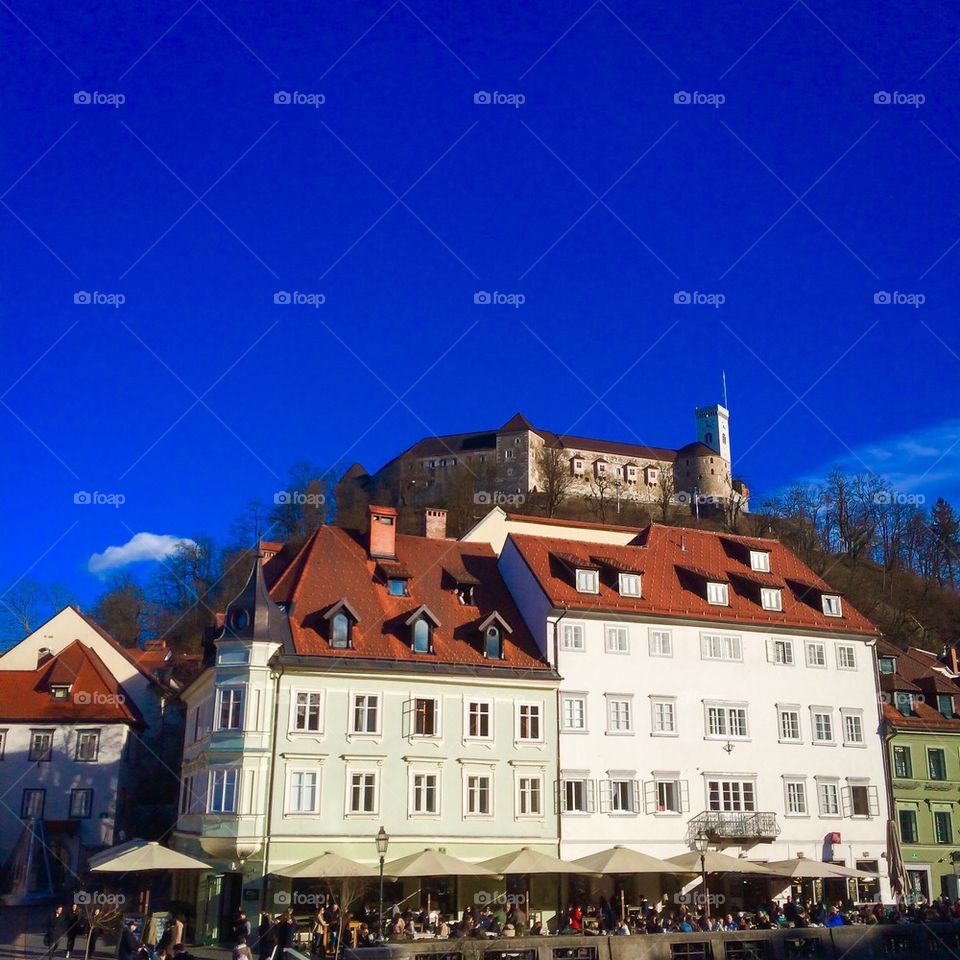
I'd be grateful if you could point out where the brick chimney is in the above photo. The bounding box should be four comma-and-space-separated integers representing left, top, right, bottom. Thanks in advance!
949, 645, 959, 676
420, 508, 448, 540
368, 505, 398, 559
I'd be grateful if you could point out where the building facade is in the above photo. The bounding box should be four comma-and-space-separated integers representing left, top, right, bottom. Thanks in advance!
496, 522, 892, 905
879, 641, 960, 902
172, 507, 559, 941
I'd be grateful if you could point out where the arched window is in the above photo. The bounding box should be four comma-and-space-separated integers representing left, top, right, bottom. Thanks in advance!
331, 612, 350, 648
413, 618, 431, 653
230, 608, 250, 631
485, 626, 501, 659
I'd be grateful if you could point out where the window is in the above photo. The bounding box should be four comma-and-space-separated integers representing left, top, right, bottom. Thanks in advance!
928, 748, 947, 781
562, 779, 593, 813
604, 625, 629, 654
843, 712, 864, 745
778, 707, 801, 742
348, 772, 378, 814
288, 771, 318, 813
466, 700, 491, 739
806, 641, 827, 667
517, 775, 542, 816
29, 730, 53, 762
818, 781, 840, 816
50, 685, 70, 700
575, 569, 599, 594
761, 588, 782, 611
707, 779, 756, 812
837, 645, 857, 670
412, 618, 432, 653
656, 779, 683, 813
411, 772, 439, 815
701, 633, 742, 661
0, 730, 6, 759
293, 692, 323, 732
812, 709, 834, 743
518, 703, 542, 741
21, 789, 44, 818
351, 694, 380, 735
750, 550, 770, 572
504, 448, 515, 459
649, 629, 673, 657
387, 579, 407, 597
561, 695, 586, 732
767, 638, 794, 665
412, 698, 439, 737
607, 697, 633, 734
938, 695, 955, 719
846, 783, 877, 818
893, 745, 913, 779
651, 698, 677, 735
899, 808, 919, 843
706, 704, 748, 738
179, 776, 195, 815
330, 612, 351, 648
561, 622, 585, 651
217, 687, 244, 730
65, 787, 91, 819
785, 780, 808, 816
935, 810, 953, 844
210, 769, 239, 813
895, 693, 915, 717
619, 573, 641, 597
484, 626, 502, 659
706, 582, 729, 605
75, 730, 100, 762
466, 774, 491, 816
822, 594, 842, 617
608, 779, 637, 814
878, 656, 896, 674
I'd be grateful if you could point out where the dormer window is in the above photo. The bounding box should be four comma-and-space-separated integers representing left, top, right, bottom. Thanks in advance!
485, 626, 502, 659
595, 460, 607, 475
938, 694, 955, 719
760, 588, 782, 611
576, 569, 599, 594
749, 550, 770, 572
878, 656, 896, 675
644, 466, 659, 485
895, 692, 914, 717
331, 613, 351, 648
571, 457, 584, 475
388, 579, 407, 597
50, 685, 70, 701
821, 594, 842, 617
413, 619, 431, 653
706, 582, 729, 605
619, 573, 641, 597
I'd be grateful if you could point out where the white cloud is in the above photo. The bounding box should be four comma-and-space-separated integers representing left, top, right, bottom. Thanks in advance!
88, 532, 197, 575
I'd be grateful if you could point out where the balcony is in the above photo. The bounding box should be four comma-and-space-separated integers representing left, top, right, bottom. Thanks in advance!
687, 810, 781, 843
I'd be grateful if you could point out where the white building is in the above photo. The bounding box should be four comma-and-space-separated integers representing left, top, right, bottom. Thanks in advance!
496, 522, 891, 905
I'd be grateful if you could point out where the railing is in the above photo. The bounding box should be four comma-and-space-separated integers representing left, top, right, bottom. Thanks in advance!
687, 811, 781, 842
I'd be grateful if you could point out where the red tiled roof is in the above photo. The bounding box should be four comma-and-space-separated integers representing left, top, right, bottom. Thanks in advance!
0, 640, 142, 723
507, 525, 879, 634
878, 640, 960, 731
502, 513, 646, 535
271, 527, 549, 668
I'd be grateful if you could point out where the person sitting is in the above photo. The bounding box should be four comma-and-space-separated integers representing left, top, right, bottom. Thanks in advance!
825, 907, 845, 928
613, 919, 630, 936
233, 936, 252, 960
355, 923, 375, 948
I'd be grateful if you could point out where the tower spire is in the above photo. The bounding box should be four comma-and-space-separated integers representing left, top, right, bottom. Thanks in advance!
722, 370, 728, 410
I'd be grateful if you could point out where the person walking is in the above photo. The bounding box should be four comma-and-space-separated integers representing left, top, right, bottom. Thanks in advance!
64, 904, 85, 959
45, 905, 67, 959
255, 911, 272, 960
118, 920, 142, 960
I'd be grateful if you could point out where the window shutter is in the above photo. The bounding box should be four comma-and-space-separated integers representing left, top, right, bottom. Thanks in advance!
643, 780, 657, 814
631, 780, 641, 813
868, 786, 880, 818
586, 779, 596, 813
401, 699, 414, 738
681, 780, 691, 813
840, 786, 852, 818
599, 779, 611, 813
766, 638, 775, 662
556, 780, 566, 814
784, 642, 794, 664
701, 635, 710, 658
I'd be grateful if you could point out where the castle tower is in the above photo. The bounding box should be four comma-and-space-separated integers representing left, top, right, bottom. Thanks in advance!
695, 404, 731, 462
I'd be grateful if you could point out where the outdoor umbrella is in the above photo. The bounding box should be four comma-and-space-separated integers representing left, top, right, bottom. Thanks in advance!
479, 848, 590, 927
275, 852, 381, 879
764, 858, 860, 879
886, 819, 909, 900
382, 849, 498, 878
823, 863, 879, 880
666, 851, 779, 875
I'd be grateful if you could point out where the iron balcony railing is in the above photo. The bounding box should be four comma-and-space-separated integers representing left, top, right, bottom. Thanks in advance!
688, 810, 781, 842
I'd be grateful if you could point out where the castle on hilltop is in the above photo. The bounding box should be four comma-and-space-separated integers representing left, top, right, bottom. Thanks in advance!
344, 404, 748, 515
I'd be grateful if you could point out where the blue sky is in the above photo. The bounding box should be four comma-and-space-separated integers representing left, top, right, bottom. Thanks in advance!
2, 0, 960, 610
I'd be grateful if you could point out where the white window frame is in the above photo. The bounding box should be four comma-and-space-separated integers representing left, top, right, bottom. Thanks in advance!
706, 581, 729, 605
286, 768, 320, 815
515, 770, 544, 819
290, 690, 324, 734
784, 778, 808, 817
706, 777, 757, 812
463, 770, 494, 818
817, 778, 841, 817
700, 632, 742, 662
806, 641, 827, 668
704, 702, 750, 740
653, 777, 686, 815
409, 768, 441, 818
464, 698, 493, 741
346, 768, 380, 816
216, 686, 245, 731
650, 697, 678, 736
822, 594, 843, 617
209, 768, 240, 813
604, 624, 629, 654
606, 695, 634, 735
767, 638, 794, 665
606, 778, 639, 815
560, 621, 586, 651
760, 588, 782, 611
560, 777, 594, 814
836, 644, 857, 670
777, 705, 802, 743
648, 628, 673, 657
516, 702, 544, 743
75, 729, 100, 762
350, 693, 381, 736
561, 693, 588, 733
750, 550, 771, 572
575, 569, 599, 594
618, 573, 641, 597
841, 709, 865, 747
811, 707, 835, 745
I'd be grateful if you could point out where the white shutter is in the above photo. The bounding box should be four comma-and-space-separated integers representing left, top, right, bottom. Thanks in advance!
840, 786, 852, 818
701, 635, 711, 658
586, 779, 597, 813
598, 780, 611, 813
643, 780, 657, 814
868, 786, 880, 818
766, 638, 775, 662
555, 780, 563, 814
631, 780, 641, 813
401, 699, 414, 738
680, 780, 691, 813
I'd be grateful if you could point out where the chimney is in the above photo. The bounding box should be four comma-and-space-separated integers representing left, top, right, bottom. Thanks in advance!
37, 647, 53, 669
420, 508, 448, 540
950, 645, 959, 676
368, 505, 398, 559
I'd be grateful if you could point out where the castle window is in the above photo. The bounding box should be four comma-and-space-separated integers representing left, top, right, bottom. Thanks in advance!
749, 550, 770, 572
504, 449, 515, 460
645, 466, 659, 485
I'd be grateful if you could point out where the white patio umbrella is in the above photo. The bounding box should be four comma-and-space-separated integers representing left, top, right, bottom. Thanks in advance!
823, 862, 879, 880
763, 858, 858, 880
382, 849, 499, 878
667, 851, 780, 875
275, 851, 381, 879
573, 846, 691, 875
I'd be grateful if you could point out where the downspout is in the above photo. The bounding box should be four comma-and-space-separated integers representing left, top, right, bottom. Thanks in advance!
260, 662, 284, 912
551, 606, 570, 927
868, 636, 895, 901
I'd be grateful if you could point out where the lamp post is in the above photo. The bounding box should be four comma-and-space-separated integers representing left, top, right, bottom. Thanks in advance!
376, 826, 389, 941
693, 831, 710, 920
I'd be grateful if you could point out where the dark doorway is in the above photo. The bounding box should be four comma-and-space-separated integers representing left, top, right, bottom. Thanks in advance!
218, 873, 243, 943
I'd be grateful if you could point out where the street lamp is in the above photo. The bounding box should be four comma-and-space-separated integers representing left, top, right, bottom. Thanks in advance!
376, 826, 389, 941
693, 831, 710, 920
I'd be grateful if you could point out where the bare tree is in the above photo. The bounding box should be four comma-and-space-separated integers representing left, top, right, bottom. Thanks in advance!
587, 473, 614, 523
534, 444, 573, 517
0, 579, 42, 642
653, 468, 677, 523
